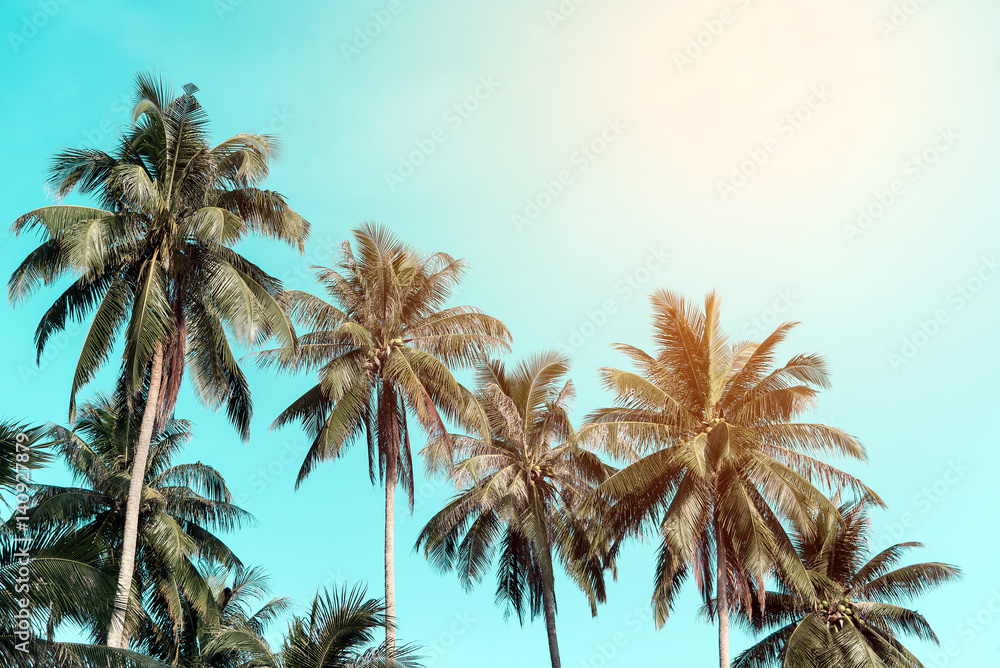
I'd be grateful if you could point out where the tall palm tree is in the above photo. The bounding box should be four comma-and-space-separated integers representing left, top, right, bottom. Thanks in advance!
732, 500, 960, 668
416, 352, 613, 668
582, 291, 881, 668
258, 224, 510, 652
8, 73, 309, 648
26, 395, 251, 651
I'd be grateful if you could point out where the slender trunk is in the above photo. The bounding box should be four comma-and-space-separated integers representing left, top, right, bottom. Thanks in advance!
384, 450, 396, 657
107, 344, 164, 649
535, 501, 561, 668
539, 549, 562, 668
716, 517, 730, 668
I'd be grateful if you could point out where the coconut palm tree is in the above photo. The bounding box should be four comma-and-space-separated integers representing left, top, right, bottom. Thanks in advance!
279, 586, 421, 668
732, 500, 960, 668
8, 73, 308, 648
582, 291, 881, 668
2, 422, 166, 668
258, 224, 510, 652
416, 352, 613, 668
135, 565, 291, 667
25, 395, 251, 650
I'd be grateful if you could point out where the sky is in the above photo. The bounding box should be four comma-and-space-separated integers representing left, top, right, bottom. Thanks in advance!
2, 0, 999, 665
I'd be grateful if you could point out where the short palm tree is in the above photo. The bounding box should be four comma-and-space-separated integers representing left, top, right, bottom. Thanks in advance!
279, 586, 421, 668
258, 224, 510, 652
27, 395, 251, 650
583, 291, 881, 668
8, 73, 308, 648
416, 352, 613, 668
136, 565, 291, 667
732, 500, 960, 668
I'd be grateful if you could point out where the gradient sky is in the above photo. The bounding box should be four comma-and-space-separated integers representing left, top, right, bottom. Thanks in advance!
3, 0, 999, 665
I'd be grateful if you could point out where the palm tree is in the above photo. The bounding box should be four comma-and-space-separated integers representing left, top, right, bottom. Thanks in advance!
136, 565, 291, 667
415, 352, 613, 668
8, 73, 309, 648
1, 423, 166, 668
732, 500, 960, 668
0, 522, 172, 668
26, 395, 252, 650
258, 224, 510, 652
279, 586, 421, 668
582, 291, 881, 668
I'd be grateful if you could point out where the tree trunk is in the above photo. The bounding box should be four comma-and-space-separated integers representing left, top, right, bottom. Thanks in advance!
107, 344, 164, 649
535, 506, 562, 668
540, 554, 562, 668
716, 517, 730, 668
384, 449, 397, 657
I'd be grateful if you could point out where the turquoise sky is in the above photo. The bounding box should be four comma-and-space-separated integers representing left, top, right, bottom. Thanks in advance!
3, 0, 999, 664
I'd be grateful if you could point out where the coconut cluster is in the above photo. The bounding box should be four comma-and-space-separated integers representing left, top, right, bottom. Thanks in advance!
362, 339, 404, 374
818, 595, 856, 633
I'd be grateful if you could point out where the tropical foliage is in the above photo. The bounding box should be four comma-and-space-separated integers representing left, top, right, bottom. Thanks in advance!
0, 72, 960, 668
258, 223, 510, 651
8, 72, 309, 648
581, 291, 882, 666
416, 352, 613, 668
732, 500, 960, 668
24, 395, 250, 648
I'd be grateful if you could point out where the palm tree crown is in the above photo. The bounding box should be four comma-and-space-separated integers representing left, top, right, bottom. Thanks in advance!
8, 73, 309, 649
732, 500, 960, 668
416, 351, 613, 668
584, 291, 880, 667
9, 72, 307, 432
28, 395, 251, 648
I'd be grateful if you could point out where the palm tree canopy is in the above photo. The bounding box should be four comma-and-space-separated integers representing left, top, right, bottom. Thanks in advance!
581, 290, 882, 626
136, 565, 291, 667
732, 500, 961, 668
279, 586, 422, 668
24, 394, 252, 647
8, 72, 309, 437
416, 351, 614, 622
259, 223, 511, 504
